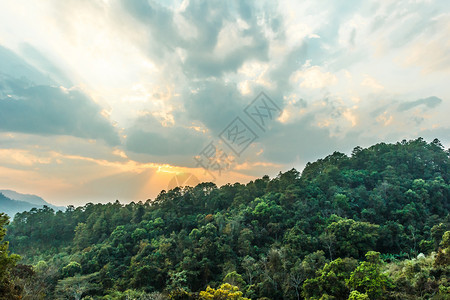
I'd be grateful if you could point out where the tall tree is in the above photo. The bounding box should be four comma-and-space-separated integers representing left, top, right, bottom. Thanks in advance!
0, 213, 21, 299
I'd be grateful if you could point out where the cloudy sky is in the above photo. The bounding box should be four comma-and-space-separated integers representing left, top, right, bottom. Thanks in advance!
0, 0, 449, 206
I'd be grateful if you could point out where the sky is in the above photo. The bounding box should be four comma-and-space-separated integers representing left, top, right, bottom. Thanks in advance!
0, 0, 449, 206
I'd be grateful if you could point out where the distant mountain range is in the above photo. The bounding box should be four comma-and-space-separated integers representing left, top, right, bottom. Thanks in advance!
0, 190, 65, 217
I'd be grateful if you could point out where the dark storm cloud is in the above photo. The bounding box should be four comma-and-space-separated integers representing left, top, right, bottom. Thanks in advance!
0, 83, 120, 145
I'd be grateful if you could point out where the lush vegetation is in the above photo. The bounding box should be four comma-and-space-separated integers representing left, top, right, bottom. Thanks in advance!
2, 138, 450, 299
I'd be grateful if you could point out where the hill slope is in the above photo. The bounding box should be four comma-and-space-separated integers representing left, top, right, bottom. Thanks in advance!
0, 193, 38, 217
0, 190, 64, 217
0, 189, 48, 206
5, 138, 450, 299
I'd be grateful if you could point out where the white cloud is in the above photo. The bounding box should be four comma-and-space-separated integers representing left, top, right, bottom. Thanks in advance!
0, 0, 449, 204
361, 75, 384, 90
291, 65, 338, 89
237, 61, 272, 95
214, 21, 254, 58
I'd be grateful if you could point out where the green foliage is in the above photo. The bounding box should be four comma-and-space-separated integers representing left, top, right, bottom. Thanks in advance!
385, 250, 450, 299
303, 257, 357, 299
169, 287, 192, 300
3, 138, 450, 299
223, 271, 245, 289
55, 272, 101, 299
199, 283, 249, 299
0, 213, 21, 299
347, 290, 369, 300
326, 216, 379, 259
434, 231, 450, 267
62, 261, 82, 277
346, 252, 390, 299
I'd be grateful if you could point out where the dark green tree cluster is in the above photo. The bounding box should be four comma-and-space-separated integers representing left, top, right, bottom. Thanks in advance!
3, 138, 450, 299
0, 213, 21, 299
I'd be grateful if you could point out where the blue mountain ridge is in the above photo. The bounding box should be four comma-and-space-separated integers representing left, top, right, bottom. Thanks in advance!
0, 190, 65, 217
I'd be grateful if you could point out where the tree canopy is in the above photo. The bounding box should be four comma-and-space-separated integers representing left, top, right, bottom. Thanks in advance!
3, 138, 450, 299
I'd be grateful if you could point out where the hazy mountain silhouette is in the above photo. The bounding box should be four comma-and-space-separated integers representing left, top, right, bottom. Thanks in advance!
0, 190, 64, 217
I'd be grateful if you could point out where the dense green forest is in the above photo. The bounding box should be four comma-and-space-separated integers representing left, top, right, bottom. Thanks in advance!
1, 138, 449, 299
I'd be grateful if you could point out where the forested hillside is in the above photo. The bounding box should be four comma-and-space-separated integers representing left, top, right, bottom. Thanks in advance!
2, 138, 450, 299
